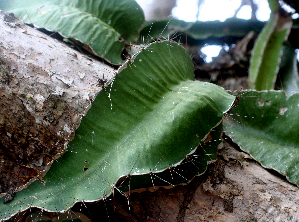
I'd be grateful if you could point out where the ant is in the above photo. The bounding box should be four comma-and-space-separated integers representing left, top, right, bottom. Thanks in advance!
97, 74, 109, 88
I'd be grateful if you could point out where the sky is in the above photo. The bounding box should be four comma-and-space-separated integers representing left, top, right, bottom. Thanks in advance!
172, 0, 270, 22
135, 0, 297, 62
136, 0, 272, 21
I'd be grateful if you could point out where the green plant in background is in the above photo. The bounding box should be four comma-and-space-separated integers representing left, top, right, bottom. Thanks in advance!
0, 0, 299, 221
275, 43, 299, 96
249, 0, 293, 90
139, 17, 265, 46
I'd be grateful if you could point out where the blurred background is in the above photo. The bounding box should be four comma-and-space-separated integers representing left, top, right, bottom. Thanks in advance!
136, 0, 298, 62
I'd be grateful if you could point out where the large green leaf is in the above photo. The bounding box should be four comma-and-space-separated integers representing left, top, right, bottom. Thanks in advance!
0, 41, 235, 220
0, 0, 144, 64
223, 91, 299, 185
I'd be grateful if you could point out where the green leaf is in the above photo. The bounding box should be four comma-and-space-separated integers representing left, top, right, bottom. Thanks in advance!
0, 41, 235, 220
267, 0, 279, 12
249, 10, 292, 90
275, 44, 299, 96
223, 91, 299, 185
118, 122, 223, 192
0, 0, 144, 64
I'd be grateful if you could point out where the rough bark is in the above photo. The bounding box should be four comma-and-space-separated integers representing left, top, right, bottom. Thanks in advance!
0, 11, 114, 201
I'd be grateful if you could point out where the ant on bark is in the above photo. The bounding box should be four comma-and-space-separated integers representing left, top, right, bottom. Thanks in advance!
97, 74, 108, 88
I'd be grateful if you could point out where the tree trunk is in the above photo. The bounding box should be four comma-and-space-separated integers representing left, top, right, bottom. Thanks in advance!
0, 11, 114, 201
